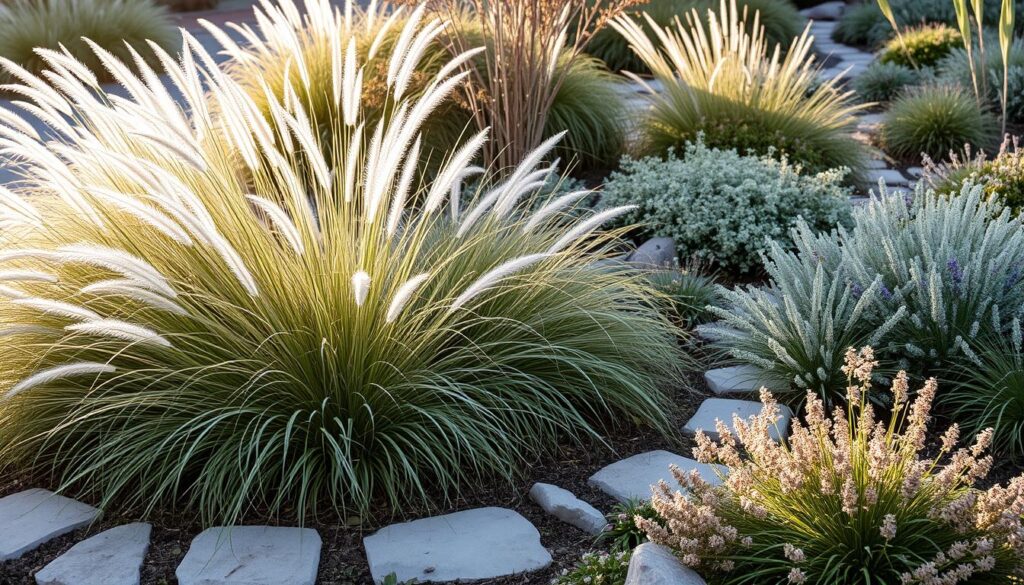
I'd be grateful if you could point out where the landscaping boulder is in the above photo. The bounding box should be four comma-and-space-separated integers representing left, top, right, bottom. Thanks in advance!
626, 543, 707, 585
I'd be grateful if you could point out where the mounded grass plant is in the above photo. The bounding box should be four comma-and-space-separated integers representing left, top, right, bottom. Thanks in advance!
587, 0, 805, 73
878, 23, 961, 67
852, 61, 926, 102
639, 348, 1024, 583
879, 84, 999, 163
600, 140, 852, 274
0, 0, 175, 85
613, 0, 867, 177
703, 185, 1024, 402
222, 0, 626, 173
646, 264, 722, 330
0, 7, 684, 523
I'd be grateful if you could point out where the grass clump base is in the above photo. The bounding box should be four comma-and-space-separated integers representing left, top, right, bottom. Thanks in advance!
0, 4, 684, 525
638, 348, 1024, 584
879, 84, 999, 163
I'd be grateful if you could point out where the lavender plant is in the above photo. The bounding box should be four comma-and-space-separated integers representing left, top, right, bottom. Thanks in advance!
638, 348, 1024, 584
0, 1, 684, 523
703, 184, 1024, 402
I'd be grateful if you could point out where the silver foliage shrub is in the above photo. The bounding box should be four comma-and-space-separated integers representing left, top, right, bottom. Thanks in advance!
703, 183, 1024, 401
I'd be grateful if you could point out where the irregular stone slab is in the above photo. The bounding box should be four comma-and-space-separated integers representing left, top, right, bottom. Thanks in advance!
864, 158, 889, 169
35, 523, 151, 585
866, 169, 910, 187
529, 483, 606, 535
0, 489, 99, 561
800, 1, 845, 20
626, 543, 707, 585
588, 451, 724, 503
704, 365, 768, 395
363, 507, 551, 583
176, 526, 321, 585
682, 398, 793, 442
629, 237, 677, 268
906, 166, 924, 178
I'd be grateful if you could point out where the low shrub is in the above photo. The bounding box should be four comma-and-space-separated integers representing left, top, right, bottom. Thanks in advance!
0, 0, 175, 85
943, 326, 1024, 458
646, 264, 722, 329
923, 136, 1024, 215
0, 9, 685, 524
833, 0, 1017, 48
553, 550, 631, 585
879, 84, 999, 163
600, 140, 852, 273
878, 23, 961, 67
638, 348, 1024, 584
612, 0, 866, 177
703, 185, 1024, 402
852, 61, 925, 102
588, 0, 804, 73
598, 498, 659, 552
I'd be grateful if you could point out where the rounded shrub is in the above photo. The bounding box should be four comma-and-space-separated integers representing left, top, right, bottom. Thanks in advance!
224, 2, 625, 173
924, 137, 1024, 215
703, 185, 1024, 402
0, 0, 175, 85
879, 84, 999, 163
852, 61, 924, 102
600, 140, 852, 274
638, 349, 1024, 584
0, 8, 685, 524
613, 1, 867, 177
588, 0, 804, 73
878, 23, 961, 67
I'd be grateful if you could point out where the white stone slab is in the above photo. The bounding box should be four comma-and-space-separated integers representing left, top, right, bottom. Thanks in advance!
800, 1, 845, 20
866, 169, 910, 186
176, 526, 321, 585
529, 483, 606, 535
626, 543, 707, 585
682, 398, 792, 442
588, 450, 724, 503
35, 523, 151, 585
363, 507, 551, 584
704, 365, 768, 395
0, 489, 99, 562
864, 158, 889, 169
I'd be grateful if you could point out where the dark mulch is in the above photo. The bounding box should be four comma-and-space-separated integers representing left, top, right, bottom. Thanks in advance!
0, 370, 708, 585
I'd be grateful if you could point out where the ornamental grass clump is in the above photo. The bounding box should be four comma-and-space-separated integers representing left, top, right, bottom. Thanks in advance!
879, 84, 1000, 163
703, 185, 1024, 402
613, 0, 867, 177
0, 2, 684, 524
638, 348, 1024, 584
0, 0, 175, 85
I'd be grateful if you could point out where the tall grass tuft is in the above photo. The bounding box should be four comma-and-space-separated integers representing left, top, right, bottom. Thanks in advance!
0, 2, 684, 524
613, 0, 867, 177
879, 83, 999, 163
0, 0, 175, 85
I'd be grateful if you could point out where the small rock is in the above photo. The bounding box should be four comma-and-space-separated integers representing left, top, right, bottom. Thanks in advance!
363, 507, 551, 583
703, 365, 768, 396
588, 451, 724, 503
800, 1, 845, 20
176, 526, 321, 585
906, 166, 924, 178
35, 523, 151, 585
629, 237, 677, 269
626, 543, 707, 585
529, 483, 606, 535
682, 398, 793, 442
0, 489, 99, 562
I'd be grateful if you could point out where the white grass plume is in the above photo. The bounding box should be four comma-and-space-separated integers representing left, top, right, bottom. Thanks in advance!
81, 280, 188, 316
451, 253, 549, 311
386, 272, 430, 323
352, 270, 370, 307
547, 206, 636, 254
5, 362, 116, 401
66, 319, 172, 348
523, 190, 593, 233
12, 298, 101, 322
0, 270, 57, 283
56, 244, 176, 299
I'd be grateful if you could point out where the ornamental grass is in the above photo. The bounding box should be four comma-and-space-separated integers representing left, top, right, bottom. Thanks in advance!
0, 2, 684, 524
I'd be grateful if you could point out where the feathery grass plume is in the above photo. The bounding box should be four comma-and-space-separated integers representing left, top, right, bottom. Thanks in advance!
221, 0, 626, 175
638, 348, 1024, 583
0, 2, 685, 524
705, 183, 1024, 403
613, 0, 868, 178
587, 0, 805, 73
0, 0, 175, 86
879, 83, 999, 163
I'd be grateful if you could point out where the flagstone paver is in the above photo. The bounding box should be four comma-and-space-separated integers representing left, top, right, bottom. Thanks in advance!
35, 523, 151, 585
682, 398, 793, 442
176, 526, 321, 585
703, 365, 769, 396
0, 489, 99, 562
363, 507, 551, 584
588, 450, 725, 503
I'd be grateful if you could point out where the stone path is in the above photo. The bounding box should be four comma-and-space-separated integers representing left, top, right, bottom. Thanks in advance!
588, 450, 725, 503
363, 507, 551, 583
0, 489, 98, 562
35, 523, 151, 585
176, 526, 321, 585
